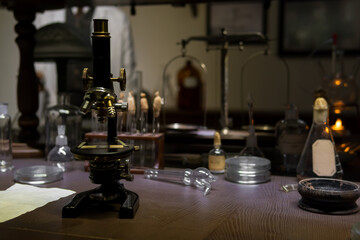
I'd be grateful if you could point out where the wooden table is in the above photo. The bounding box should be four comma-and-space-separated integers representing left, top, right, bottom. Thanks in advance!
0, 158, 359, 240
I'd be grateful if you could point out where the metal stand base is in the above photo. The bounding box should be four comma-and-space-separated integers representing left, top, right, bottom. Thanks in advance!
62, 182, 139, 219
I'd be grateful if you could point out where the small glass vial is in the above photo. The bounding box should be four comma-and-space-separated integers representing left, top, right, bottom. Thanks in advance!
296, 97, 343, 180
0, 103, 13, 172
117, 92, 125, 133
126, 91, 137, 133
152, 91, 162, 134
208, 131, 225, 174
140, 92, 149, 134
48, 125, 74, 172
275, 104, 308, 174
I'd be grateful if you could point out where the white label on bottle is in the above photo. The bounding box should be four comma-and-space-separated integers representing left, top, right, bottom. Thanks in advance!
208, 155, 225, 171
183, 76, 198, 88
312, 139, 336, 176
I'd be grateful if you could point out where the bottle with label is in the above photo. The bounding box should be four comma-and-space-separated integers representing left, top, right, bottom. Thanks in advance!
177, 60, 203, 110
296, 97, 343, 180
208, 131, 225, 174
275, 104, 308, 174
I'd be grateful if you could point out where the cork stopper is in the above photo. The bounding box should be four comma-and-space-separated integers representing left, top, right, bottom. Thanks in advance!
214, 131, 221, 147
140, 92, 149, 112
153, 91, 162, 118
313, 97, 328, 110
313, 97, 328, 123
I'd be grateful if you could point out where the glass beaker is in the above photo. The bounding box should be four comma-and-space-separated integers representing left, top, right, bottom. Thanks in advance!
44, 93, 82, 159
0, 103, 13, 172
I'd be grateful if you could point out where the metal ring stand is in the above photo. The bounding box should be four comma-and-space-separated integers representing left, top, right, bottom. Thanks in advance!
161, 49, 208, 129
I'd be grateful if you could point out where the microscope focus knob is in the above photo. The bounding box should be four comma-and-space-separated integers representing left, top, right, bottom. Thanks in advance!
111, 68, 126, 91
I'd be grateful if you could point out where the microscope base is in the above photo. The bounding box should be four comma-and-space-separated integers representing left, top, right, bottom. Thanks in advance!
62, 182, 139, 219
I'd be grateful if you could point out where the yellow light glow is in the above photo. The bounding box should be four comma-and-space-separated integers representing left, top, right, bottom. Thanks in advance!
331, 118, 345, 131
334, 109, 341, 114
344, 146, 350, 152
334, 79, 342, 86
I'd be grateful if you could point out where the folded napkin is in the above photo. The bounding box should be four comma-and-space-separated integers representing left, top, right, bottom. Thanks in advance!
0, 183, 75, 223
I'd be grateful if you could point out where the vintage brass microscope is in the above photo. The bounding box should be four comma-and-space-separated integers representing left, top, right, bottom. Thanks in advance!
62, 19, 139, 218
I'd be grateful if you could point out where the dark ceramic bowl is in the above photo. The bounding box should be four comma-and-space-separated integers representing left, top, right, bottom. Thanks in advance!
298, 178, 360, 213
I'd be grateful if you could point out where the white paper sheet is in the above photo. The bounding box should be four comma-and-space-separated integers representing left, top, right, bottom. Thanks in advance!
0, 183, 75, 223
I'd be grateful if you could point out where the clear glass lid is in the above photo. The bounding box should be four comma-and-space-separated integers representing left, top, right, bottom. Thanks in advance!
14, 165, 63, 185
226, 156, 271, 172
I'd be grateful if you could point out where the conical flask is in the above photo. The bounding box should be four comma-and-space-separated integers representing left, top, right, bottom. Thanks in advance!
296, 97, 343, 180
45, 93, 82, 158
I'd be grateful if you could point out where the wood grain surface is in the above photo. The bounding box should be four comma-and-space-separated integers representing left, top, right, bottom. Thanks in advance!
0, 159, 359, 240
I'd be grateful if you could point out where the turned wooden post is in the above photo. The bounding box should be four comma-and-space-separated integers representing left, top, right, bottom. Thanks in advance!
13, 7, 39, 141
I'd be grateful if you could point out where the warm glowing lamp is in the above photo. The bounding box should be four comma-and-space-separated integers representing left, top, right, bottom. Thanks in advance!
331, 118, 345, 131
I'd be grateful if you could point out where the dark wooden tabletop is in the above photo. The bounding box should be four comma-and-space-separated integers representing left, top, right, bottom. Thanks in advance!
0, 159, 359, 240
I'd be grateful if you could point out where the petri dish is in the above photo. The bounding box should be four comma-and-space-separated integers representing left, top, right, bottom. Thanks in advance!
14, 165, 63, 185
225, 156, 271, 184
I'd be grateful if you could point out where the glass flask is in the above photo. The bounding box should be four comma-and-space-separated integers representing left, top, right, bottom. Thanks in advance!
275, 104, 308, 174
321, 50, 359, 107
239, 125, 264, 157
208, 131, 226, 174
177, 60, 203, 110
0, 103, 13, 172
45, 93, 82, 158
296, 97, 343, 180
47, 125, 74, 171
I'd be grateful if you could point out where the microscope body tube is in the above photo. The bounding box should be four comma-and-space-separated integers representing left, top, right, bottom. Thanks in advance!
92, 19, 112, 89
91, 19, 117, 142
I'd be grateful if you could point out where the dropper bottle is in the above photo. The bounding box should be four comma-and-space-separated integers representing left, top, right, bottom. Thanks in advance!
208, 131, 226, 174
47, 125, 74, 172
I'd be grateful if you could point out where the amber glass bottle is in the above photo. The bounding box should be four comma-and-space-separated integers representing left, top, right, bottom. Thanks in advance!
177, 60, 203, 110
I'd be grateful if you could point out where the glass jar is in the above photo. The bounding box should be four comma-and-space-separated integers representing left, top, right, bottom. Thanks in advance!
0, 103, 13, 172
44, 93, 82, 158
